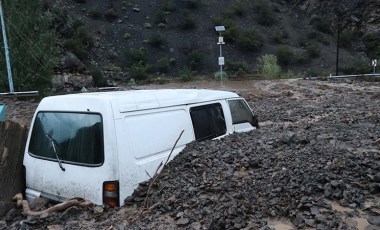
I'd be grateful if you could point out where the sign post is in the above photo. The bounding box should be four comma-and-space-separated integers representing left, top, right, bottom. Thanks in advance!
215, 26, 225, 82
372, 59, 377, 74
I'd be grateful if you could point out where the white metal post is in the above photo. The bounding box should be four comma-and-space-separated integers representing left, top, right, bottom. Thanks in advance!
372, 59, 377, 74
219, 32, 223, 81
0, 0, 14, 92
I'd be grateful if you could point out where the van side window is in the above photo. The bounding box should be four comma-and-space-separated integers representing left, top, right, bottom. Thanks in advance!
29, 112, 104, 166
190, 103, 226, 141
228, 99, 255, 127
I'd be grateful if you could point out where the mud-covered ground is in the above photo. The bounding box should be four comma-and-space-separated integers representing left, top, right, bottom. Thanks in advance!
1, 78, 380, 229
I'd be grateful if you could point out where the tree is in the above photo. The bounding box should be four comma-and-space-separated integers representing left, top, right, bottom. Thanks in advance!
0, 0, 59, 93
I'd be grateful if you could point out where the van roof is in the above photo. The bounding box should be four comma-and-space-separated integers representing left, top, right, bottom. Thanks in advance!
41, 89, 240, 112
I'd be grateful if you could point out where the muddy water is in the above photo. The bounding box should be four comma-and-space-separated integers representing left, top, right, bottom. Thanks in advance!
133, 79, 262, 94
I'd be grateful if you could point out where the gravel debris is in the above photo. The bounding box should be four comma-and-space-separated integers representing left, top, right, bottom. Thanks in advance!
1, 79, 379, 229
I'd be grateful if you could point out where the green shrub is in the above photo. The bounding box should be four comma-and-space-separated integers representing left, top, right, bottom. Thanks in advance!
180, 67, 192, 82
255, 1, 276, 26
295, 51, 309, 64
307, 31, 329, 45
307, 31, 320, 40
149, 33, 165, 48
307, 68, 326, 78
223, 3, 245, 18
363, 32, 380, 58
63, 39, 87, 59
306, 42, 321, 58
257, 54, 281, 79
105, 8, 118, 22
76, 25, 94, 47
123, 32, 131, 39
275, 46, 294, 66
187, 50, 204, 70
339, 30, 354, 48
129, 61, 148, 80
184, 0, 201, 9
143, 23, 152, 29
89, 67, 107, 87
125, 48, 147, 66
236, 29, 263, 51
310, 15, 331, 34
156, 58, 170, 73
214, 71, 228, 81
225, 60, 249, 73
155, 10, 167, 24
89, 6, 102, 19
340, 59, 371, 74
179, 14, 197, 30
271, 29, 288, 44
281, 70, 296, 79
161, 0, 176, 12
63, 19, 94, 59
0, 0, 59, 93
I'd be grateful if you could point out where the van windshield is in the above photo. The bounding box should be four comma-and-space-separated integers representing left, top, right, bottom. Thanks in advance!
29, 112, 104, 166
228, 99, 256, 127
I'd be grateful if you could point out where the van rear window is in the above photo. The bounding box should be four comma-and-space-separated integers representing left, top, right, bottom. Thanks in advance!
228, 99, 255, 126
190, 103, 226, 141
28, 112, 104, 166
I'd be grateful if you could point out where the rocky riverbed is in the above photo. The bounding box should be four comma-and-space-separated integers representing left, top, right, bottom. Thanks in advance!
0, 78, 380, 229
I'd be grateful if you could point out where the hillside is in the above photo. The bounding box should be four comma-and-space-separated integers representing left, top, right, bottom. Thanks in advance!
52, 0, 379, 81
0, 0, 379, 92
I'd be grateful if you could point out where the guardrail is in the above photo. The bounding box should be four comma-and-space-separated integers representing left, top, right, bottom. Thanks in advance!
294, 73, 380, 80
0, 91, 39, 98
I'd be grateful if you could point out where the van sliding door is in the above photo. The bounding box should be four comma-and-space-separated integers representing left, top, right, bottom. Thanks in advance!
190, 103, 226, 141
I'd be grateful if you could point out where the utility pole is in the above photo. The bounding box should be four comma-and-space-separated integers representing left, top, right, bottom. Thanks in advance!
0, 0, 14, 92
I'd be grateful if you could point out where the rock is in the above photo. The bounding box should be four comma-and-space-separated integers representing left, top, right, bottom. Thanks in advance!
143, 22, 152, 28
0, 203, 16, 218
132, 7, 141, 12
374, 172, 380, 182
60, 206, 82, 220
60, 52, 85, 71
176, 217, 189, 226
367, 216, 380, 226
94, 206, 104, 214
47, 225, 64, 230
348, 203, 357, 209
191, 222, 201, 230
52, 73, 93, 92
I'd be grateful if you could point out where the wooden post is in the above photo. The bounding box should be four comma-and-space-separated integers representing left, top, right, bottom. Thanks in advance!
0, 121, 28, 216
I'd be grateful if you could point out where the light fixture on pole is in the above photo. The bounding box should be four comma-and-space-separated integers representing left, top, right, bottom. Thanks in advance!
215, 26, 225, 82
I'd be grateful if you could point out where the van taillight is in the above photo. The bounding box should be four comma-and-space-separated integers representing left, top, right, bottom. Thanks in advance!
103, 181, 119, 207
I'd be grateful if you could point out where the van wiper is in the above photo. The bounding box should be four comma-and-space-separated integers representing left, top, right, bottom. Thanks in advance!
44, 132, 66, 171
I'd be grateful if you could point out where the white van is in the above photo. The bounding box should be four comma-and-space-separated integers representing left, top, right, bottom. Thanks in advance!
23, 89, 258, 207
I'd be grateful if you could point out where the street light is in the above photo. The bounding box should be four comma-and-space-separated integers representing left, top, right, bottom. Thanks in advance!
215, 26, 225, 82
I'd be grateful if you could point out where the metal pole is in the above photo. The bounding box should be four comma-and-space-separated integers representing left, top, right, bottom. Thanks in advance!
219, 42, 222, 82
335, 16, 340, 76
0, 0, 14, 92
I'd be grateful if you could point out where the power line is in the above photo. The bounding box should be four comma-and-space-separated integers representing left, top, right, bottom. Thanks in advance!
2, 15, 57, 78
